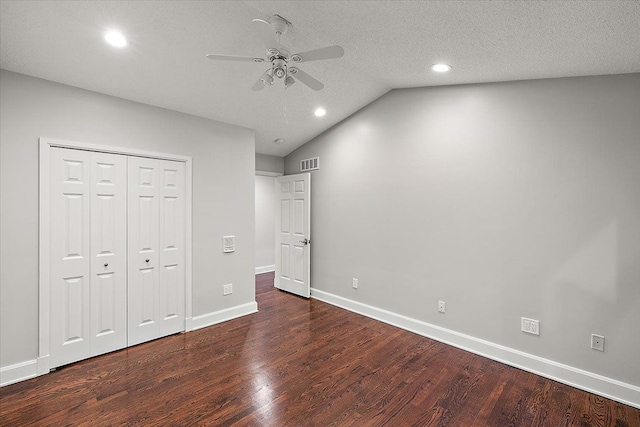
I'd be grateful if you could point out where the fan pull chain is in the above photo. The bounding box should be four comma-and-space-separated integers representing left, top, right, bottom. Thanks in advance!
283, 85, 289, 124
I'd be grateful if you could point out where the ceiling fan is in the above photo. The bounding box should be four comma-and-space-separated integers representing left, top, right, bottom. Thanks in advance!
206, 15, 344, 91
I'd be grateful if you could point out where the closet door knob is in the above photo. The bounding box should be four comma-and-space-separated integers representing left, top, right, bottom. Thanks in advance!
104, 263, 108, 268
145, 259, 150, 263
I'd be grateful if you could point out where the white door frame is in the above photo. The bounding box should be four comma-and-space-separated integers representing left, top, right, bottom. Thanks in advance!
38, 137, 193, 375
255, 170, 282, 275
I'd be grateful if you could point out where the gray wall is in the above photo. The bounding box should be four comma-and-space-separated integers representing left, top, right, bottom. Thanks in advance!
284, 74, 640, 386
255, 153, 284, 174
255, 175, 276, 270
0, 70, 256, 367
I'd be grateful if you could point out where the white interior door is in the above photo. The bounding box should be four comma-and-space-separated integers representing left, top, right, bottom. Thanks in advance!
275, 173, 311, 298
50, 148, 127, 368
128, 157, 185, 346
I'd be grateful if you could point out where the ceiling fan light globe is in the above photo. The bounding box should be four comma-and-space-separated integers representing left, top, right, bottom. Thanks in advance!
260, 70, 274, 86
285, 76, 295, 88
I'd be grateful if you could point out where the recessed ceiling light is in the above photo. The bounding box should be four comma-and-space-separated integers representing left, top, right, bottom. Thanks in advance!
314, 107, 326, 117
104, 30, 128, 48
274, 138, 285, 145
431, 63, 451, 73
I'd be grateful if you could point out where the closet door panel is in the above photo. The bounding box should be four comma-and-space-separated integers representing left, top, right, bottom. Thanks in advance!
128, 157, 185, 345
50, 148, 93, 367
158, 160, 186, 336
128, 157, 161, 346
90, 152, 127, 355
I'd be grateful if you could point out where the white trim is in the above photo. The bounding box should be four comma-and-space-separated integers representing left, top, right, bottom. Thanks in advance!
255, 170, 283, 177
255, 264, 275, 274
185, 158, 193, 324
38, 139, 51, 363
37, 355, 51, 376
1, 360, 38, 387
4, 301, 257, 387
311, 288, 640, 409
40, 137, 192, 162
187, 302, 258, 331
38, 137, 193, 373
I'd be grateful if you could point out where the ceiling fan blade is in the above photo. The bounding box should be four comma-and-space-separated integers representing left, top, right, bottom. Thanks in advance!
251, 75, 266, 91
252, 18, 279, 49
289, 67, 324, 91
291, 46, 344, 63
206, 54, 264, 62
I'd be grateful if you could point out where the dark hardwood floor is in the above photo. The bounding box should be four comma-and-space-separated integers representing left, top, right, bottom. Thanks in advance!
1, 272, 638, 426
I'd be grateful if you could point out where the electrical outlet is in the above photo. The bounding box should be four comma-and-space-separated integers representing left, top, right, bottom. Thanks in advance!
521, 317, 540, 335
223, 283, 233, 296
591, 334, 605, 351
352, 278, 358, 289
438, 301, 446, 313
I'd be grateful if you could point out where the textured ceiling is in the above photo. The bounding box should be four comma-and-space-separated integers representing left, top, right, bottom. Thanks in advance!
1, 1, 639, 157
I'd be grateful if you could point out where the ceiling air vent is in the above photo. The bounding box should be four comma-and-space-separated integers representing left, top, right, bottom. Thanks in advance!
300, 157, 319, 172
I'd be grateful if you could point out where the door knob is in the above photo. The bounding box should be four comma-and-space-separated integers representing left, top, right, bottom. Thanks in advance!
299, 238, 310, 245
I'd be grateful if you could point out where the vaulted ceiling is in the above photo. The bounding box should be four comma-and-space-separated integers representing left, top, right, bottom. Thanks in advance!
1, 1, 639, 156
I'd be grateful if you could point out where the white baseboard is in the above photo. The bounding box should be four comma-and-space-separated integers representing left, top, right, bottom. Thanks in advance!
311, 288, 640, 409
255, 265, 275, 274
0, 299, 268, 388
4, 304, 258, 387
1, 359, 38, 387
187, 301, 258, 332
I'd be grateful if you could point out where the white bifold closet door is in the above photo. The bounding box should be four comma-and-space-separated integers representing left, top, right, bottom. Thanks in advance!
49, 147, 186, 368
127, 157, 186, 346
50, 148, 127, 368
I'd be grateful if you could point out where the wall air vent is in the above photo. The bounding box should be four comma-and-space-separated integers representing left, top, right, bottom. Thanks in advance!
300, 157, 319, 172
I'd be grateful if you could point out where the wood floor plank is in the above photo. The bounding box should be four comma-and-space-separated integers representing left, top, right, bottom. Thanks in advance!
0, 272, 638, 426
